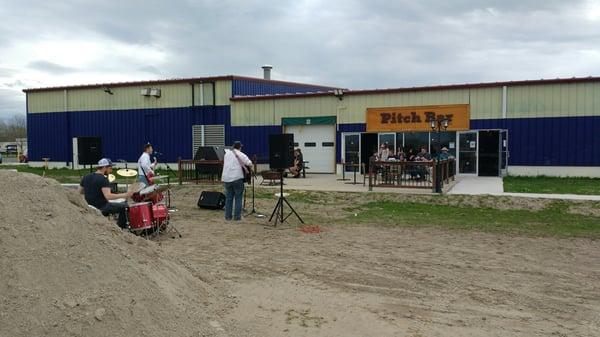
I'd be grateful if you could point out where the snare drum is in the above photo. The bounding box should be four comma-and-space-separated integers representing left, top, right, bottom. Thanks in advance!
128, 202, 154, 231
139, 185, 164, 204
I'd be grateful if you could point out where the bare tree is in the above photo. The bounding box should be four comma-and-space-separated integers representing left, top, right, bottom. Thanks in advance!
0, 114, 27, 142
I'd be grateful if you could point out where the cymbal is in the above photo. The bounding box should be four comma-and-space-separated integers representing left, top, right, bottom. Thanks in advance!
117, 168, 137, 177
108, 174, 116, 183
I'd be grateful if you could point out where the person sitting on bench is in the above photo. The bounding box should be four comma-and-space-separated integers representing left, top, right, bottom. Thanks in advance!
288, 149, 304, 178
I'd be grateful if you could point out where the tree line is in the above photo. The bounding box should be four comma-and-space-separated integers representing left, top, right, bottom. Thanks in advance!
0, 114, 26, 142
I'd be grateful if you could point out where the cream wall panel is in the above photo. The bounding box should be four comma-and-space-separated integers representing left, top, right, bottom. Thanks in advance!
27, 91, 66, 113
507, 83, 600, 118
215, 80, 232, 106
28, 80, 234, 113
67, 83, 192, 111
232, 88, 502, 126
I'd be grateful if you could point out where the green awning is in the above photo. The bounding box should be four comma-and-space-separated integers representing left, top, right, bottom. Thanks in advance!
281, 116, 336, 126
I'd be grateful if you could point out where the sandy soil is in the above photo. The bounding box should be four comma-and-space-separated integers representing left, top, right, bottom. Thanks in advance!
2, 172, 599, 337
160, 186, 600, 337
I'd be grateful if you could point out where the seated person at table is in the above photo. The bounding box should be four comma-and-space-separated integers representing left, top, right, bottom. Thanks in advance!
288, 149, 304, 178
413, 147, 432, 181
438, 147, 454, 160
79, 158, 133, 228
378, 143, 390, 161
416, 146, 432, 161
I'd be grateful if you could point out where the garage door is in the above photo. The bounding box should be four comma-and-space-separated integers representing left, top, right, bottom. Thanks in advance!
286, 124, 336, 173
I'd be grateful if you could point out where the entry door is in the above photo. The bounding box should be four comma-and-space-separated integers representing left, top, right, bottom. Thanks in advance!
458, 131, 478, 174
478, 130, 500, 177
286, 124, 335, 173
343, 133, 360, 172
501, 130, 509, 175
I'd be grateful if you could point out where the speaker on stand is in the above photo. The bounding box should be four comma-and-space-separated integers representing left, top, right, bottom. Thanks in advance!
267, 134, 303, 228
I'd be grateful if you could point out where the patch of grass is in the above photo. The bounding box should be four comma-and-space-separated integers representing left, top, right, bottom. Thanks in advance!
0, 165, 176, 184
351, 200, 600, 238
504, 175, 600, 195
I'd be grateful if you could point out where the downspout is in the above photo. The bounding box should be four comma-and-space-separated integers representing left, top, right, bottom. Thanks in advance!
199, 83, 204, 106
212, 82, 216, 106
502, 85, 507, 118
64, 89, 71, 168
191, 82, 195, 107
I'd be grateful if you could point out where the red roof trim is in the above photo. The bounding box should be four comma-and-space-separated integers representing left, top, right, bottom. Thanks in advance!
230, 76, 600, 101
22, 75, 338, 93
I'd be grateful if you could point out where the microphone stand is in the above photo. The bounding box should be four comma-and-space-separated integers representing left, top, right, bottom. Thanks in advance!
155, 152, 174, 209
245, 156, 264, 218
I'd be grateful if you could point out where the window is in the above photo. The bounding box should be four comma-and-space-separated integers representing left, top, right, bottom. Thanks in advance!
430, 131, 457, 158
403, 132, 429, 157
304, 142, 317, 147
322, 142, 334, 147
378, 133, 395, 153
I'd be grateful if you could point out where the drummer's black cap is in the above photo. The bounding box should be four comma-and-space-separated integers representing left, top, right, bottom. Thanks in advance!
144, 142, 152, 150
233, 141, 243, 149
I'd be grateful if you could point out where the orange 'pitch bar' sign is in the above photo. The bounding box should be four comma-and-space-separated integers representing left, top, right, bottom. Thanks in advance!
366, 104, 470, 132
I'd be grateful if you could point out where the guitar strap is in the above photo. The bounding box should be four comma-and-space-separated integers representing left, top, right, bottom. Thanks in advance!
232, 150, 249, 174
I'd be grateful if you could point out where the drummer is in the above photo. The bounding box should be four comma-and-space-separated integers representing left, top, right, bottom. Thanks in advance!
79, 158, 133, 228
137, 143, 157, 185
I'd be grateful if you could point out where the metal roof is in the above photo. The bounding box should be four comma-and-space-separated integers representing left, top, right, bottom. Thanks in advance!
22, 75, 339, 93
230, 76, 600, 101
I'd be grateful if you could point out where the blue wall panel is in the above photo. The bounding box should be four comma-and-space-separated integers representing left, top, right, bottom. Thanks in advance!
233, 79, 335, 96
229, 125, 282, 163
27, 111, 600, 167
27, 112, 69, 162
471, 116, 600, 166
27, 106, 231, 164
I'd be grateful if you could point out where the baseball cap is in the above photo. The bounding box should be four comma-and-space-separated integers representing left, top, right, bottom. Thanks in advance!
97, 158, 113, 167
233, 141, 243, 148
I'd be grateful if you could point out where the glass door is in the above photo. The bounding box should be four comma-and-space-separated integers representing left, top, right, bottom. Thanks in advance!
501, 130, 509, 176
458, 131, 478, 174
343, 133, 360, 172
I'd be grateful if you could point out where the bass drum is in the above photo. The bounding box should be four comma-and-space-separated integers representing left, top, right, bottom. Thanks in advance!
128, 202, 154, 232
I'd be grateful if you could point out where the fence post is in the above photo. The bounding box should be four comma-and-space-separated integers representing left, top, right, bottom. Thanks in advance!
432, 160, 438, 193
177, 157, 182, 185
368, 157, 374, 191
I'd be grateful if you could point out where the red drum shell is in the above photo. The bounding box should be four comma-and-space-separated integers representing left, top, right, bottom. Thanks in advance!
128, 202, 154, 230
152, 204, 169, 228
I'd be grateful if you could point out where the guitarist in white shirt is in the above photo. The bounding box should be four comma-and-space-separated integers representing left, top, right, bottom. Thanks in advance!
221, 141, 253, 221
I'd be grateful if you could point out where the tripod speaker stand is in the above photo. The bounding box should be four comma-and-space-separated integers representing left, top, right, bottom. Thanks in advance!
268, 169, 304, 227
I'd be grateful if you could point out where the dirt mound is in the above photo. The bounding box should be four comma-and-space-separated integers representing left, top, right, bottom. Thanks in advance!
0, 171, 217, 337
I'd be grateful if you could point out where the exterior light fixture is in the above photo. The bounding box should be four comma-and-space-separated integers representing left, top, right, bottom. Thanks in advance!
333, 89, 344, 100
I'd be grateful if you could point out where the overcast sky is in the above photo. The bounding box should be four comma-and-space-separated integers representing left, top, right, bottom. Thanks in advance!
1, 0, 600, 119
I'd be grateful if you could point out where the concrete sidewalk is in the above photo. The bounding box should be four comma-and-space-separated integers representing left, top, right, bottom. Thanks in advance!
448, 175, 600, 201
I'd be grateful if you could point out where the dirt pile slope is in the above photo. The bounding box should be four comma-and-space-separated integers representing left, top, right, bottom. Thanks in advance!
0, 171, 217, 337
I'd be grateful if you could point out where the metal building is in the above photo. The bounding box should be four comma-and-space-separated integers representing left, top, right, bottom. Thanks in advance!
25, 76, 600, 177
230, 77, 600, 177
24, 75, 337, 167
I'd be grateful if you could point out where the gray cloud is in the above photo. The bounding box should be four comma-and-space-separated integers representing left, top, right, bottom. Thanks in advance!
28, 61, 78, 74
0, 0, 600, 118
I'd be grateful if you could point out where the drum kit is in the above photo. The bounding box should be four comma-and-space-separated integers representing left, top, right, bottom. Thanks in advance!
113, 166, 180, 238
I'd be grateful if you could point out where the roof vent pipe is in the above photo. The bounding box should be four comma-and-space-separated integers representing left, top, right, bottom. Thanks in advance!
262, 65, 273, 80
